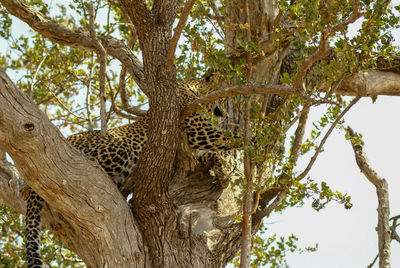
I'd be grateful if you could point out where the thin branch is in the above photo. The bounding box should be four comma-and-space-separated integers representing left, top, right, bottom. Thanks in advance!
390, 215, 400, 243
119, 65, 129, 107
293, 37, 329, 91
325, 0, 364, 34
86, 52, 95, 131
368, 254, 379, 268
260, 191, 286, 218
166, 0, 196, 68
207, 0, 224, 31
159, 0, 169, 19
296, 96, 361, 181
291, 104, 310, 161
89, 2, 107, 136
258, 104, 310, 216
29, 55, 47, 98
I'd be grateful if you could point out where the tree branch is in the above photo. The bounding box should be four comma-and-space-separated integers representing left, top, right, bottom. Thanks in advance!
0, 70, 144, 267
181, 84, 296, 120
0, 0, 144, 88
0, 160, 87, 262
336, 70, 400, 97
347, 127, 391, 268
166, 0, 196, 68
89, 2, 108, 136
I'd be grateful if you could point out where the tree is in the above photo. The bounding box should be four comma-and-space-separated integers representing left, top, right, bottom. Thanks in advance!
1, 0, 400, 267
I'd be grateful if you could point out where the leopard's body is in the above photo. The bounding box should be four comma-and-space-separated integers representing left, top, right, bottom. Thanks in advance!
23, 78, 230, 268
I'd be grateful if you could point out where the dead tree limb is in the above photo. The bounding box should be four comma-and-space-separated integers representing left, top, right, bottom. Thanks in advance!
347, 127, 391, 268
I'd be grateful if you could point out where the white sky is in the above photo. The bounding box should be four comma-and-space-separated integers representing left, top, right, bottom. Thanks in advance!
2, 2, 400, 268
268, 96, 400, 267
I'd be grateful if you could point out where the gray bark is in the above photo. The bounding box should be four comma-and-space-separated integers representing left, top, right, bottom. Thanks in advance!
348, 127, 391, 268
0, 71, 144, 267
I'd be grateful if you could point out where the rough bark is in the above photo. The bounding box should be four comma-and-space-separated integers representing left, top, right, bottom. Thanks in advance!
0, 71, 144, 267
336, 70, 400, 97
347, 127, 391, 268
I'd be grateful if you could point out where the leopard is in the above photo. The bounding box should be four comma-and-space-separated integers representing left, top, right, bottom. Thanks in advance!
22, 77, 231, 268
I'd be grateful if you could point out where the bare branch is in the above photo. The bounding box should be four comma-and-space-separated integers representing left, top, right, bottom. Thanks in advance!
368, 254, 379, 268
86, 53, 95, 131
390, 215, 400, 243
118, 58, 147, 117
89, 2, 107, 136
293, 37, 329, 90
0, 0, 144, 88
115, 109, 140, 120
29, 55, 47, 98
347, 127, 391, 267
166, 0, 196, 68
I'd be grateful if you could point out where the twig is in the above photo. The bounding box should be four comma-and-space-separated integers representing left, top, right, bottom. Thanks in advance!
166, 0, 196, 68
368, 254, 379, 268
296, 96, 360, 181
207, 0, 224, 31
89, 2, 107, 137
86, 52, 95, 131
30, 55, 47, 98
390, 215, 400, 243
